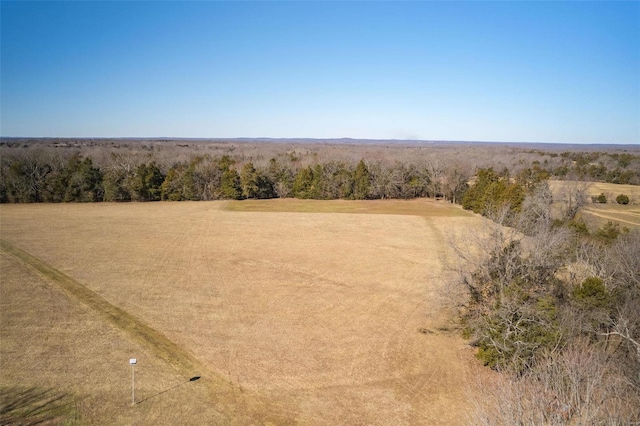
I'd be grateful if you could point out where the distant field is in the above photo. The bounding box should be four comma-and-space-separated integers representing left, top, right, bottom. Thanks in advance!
584, 181, 640, 202
549, 180, 640, 229
581, 204, 640, 230
225, 197, 473, 217
0, 200, 486, 425
549, 180, 640, 203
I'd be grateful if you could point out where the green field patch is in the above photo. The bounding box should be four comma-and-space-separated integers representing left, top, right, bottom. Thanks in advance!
225, 198, 472, 217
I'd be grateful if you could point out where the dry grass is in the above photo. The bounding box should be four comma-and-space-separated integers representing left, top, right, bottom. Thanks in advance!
1, 200, 485, 425
0, 250, 228, 425
225, 198, 473, 217
581, 181, 640, 201
548, 180, 640, 203
549, 180, 640, 204
549, 180, 640, 229
0, 239, 286, 424
581, 204, 640, 230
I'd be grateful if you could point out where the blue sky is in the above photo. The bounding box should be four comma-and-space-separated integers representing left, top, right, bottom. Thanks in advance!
1, 1, 638, 144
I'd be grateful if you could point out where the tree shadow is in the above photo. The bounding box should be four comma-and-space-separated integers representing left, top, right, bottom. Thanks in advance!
135, 376, 201, 405
0, 386, 77, 425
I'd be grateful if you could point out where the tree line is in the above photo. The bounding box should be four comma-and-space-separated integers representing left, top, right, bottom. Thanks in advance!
2, 141, 638, 204
524, 150, 640, 184
0, 152, 472, 204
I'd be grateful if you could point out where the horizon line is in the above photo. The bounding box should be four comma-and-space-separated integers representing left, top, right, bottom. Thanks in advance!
1, 136, 638, 146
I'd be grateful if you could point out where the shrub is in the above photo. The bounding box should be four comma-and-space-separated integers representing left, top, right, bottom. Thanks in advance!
595, 221, 627, 244
572, 277, 611, 310
567, 218, 589, 235
592, 193, 607, 203
616, 194, 630, 205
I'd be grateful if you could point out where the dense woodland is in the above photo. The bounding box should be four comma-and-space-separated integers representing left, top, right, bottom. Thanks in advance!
2, 138, 639, 423
1, 138, 639, 204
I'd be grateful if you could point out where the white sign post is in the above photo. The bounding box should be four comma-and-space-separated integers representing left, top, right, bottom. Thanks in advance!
129, 358, 137, 405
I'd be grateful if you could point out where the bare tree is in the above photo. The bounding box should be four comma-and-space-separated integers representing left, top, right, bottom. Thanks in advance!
424, 154, 445, 199
467, 342, 639, 425
441, 162, 470, 204
602, 232, 640, 372
555, 180, 589, 221
517, 181, 553, 234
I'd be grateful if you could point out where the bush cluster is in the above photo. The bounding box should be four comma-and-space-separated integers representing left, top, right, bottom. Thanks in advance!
592, 192, 607, 203
616, 193, 630, 204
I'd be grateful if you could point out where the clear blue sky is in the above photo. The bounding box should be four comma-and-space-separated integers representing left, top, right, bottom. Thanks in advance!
1, 1, 638, 144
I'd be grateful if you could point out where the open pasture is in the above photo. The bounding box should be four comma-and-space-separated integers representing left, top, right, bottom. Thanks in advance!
581, 204, 640, 230
549, 180, 640, 229
548, 180, 640, 203
1, 199, 487, 424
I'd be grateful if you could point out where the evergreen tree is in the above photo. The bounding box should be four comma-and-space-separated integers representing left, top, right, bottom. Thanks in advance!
267, 157, 294, 198
240, 162, 259, 199
352, 159, 370, 200
161, 165, 185, 201
132, 162, 164, 201
292, 166, 314, 199
103, 168, 133, 202
62, 155, 103, 202
221, 168, 241, 199
462, 168, 525, 218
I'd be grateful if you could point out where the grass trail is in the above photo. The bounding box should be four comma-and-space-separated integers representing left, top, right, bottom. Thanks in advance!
582, 209, 640, 228
0, 238, 293, 425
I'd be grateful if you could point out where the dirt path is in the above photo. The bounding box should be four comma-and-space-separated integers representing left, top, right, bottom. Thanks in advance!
582, 208, 640, 227
0, 238, 293, 425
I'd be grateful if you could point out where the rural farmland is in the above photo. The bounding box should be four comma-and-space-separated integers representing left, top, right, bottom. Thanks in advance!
549, 180, 640, 230
0, 199, 491, 424
2, 0, 639, 422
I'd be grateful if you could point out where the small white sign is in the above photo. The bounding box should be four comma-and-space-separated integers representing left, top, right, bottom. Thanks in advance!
129, 358, 137, 365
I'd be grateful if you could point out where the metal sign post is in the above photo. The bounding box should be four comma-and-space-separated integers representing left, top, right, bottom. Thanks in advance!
129, 358, 137, 405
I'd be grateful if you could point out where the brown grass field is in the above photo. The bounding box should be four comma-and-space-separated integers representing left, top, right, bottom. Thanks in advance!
0, 199, 492, 425
549, 180, 640, 230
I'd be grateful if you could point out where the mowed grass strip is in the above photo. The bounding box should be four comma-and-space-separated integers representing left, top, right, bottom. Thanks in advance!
0, 238, 293, 425
225, 198, 472, 217
0, 238, 200, 376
